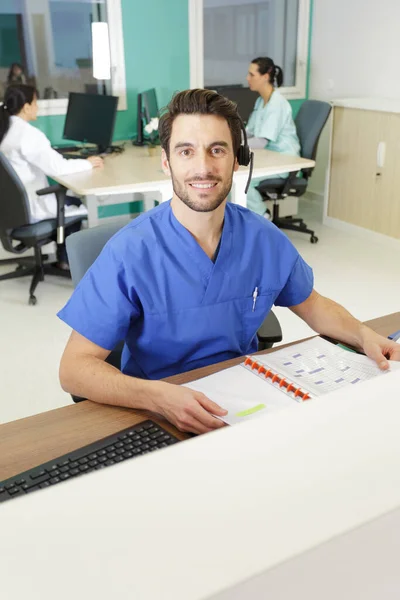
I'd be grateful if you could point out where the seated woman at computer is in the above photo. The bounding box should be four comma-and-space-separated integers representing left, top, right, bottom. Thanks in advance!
245, 57, 300, 216
0, 85, 103, 268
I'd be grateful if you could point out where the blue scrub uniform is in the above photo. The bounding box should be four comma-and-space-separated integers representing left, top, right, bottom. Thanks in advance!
58, 201, 313, 380
246, 90, 301, 215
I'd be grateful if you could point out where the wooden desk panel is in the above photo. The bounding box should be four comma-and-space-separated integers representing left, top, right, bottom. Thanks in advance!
1, 312, 398, 481
0, 403, 188, 481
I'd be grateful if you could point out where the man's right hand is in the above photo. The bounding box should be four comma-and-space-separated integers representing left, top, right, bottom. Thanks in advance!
151, 382, 227, 434
87, 156, 104, 169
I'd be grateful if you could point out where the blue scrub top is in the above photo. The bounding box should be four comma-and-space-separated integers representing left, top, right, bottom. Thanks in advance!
246, 90, 301, 156
58, 202, 313, 379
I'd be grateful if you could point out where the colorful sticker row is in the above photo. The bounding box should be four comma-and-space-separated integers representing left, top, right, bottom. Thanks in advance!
244, 357, 311, 401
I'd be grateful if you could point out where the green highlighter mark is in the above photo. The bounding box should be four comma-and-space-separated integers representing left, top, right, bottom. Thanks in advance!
337, 343, 357, 353
235, 403, 266, 417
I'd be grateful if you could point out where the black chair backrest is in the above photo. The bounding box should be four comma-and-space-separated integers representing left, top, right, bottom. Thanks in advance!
0, 152, 31, 244
295, 100, 331, 162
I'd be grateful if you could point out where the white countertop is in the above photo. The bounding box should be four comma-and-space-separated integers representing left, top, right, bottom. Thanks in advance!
2, 368, 400, 600
333, 97, 400, 113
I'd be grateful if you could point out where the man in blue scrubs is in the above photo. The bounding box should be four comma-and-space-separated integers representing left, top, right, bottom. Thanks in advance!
58, 89, 400, 434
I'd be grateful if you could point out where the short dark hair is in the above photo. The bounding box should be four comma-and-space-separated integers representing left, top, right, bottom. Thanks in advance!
159, 89, 242, 158
252, 57, 284, 87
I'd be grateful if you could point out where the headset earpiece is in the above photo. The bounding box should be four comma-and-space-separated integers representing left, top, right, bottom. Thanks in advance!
236, 116, 254, 193
237, 118, 251, 166
237, 144, 251, 167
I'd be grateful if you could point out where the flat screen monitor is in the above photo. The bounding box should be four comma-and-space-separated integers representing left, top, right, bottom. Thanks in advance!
212, 86, 256, 124
206, 83, 243, 90
134, 88, 159, 146
142, 88, 159, 124
63, 92, 118, 153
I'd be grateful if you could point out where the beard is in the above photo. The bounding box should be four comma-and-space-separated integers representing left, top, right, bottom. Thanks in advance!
169, 168, 234, 213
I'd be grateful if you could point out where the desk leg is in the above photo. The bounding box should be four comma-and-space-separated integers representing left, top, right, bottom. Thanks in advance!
230, 173, 248, 208
83, 185, 173, 228
84, 194, 99, 228
158, 182, 173, 203
141, 183, 172, 210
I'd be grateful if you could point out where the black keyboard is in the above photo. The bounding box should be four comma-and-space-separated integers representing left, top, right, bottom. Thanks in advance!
59, 152, 86, 159
54, 145, 81, 153
0, 420, 179, 504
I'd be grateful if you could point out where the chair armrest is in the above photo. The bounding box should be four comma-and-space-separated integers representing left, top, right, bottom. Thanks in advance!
36, 184, 64, 196
257, 310, 283, 347
36, 184, 67, 244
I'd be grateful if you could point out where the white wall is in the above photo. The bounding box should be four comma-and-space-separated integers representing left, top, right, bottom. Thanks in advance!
308, 0, 400, 196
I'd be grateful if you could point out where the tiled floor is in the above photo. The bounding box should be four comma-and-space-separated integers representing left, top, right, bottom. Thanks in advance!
1, 197, 399, 425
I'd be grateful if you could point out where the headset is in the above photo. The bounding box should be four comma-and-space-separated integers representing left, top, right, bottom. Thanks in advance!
236, 117, 254, 194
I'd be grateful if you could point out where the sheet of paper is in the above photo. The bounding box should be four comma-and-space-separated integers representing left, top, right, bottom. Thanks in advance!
185, 364, 299, 425
254, 337, 400, 397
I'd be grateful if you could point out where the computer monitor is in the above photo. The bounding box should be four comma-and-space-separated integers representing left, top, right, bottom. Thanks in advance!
142, 88, 159, 124
206, 83, 243, 90
63, 92, 118, 153
134, 88, 159, 146
212, 86, 256, 124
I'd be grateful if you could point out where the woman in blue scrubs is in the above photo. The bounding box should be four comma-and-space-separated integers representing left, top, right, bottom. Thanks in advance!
58, 89, 400, 435
245, 57, 301, 216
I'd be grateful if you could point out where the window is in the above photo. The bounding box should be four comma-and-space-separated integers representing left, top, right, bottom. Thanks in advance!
0, 0, 126, 116
189, 0, 310, 99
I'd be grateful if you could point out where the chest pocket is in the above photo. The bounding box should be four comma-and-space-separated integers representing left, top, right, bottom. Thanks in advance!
241, 292, 274, 353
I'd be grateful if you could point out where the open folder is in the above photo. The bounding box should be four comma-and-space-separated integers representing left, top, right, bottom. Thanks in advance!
185, 337, 400, 425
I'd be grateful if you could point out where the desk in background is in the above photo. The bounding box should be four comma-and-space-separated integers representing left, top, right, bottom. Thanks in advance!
0, 313, 399, 600
52, 145, 315, 227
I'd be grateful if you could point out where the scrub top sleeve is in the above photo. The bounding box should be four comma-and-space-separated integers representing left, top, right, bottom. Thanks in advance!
57, 244, 140, 350
246, 119, 255, 137
245, 99, 259, 136
274, 255, 314, 307
259, 100, 286, 143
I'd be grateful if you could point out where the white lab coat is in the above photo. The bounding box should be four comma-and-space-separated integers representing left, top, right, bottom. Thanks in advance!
0, 116, 91, 222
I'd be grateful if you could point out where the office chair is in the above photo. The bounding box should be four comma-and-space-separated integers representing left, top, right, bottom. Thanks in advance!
256, 100, 332, 244
0, 152, 85, 305
66, 222, 283, 402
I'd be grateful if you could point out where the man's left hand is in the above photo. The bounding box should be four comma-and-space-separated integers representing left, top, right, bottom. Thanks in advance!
360, 327, 400, 369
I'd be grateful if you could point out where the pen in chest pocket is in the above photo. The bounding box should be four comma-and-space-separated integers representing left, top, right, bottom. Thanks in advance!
252, 287, 258, 312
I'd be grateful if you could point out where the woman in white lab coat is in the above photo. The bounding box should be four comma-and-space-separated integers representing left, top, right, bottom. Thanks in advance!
0, 84, 103, 267
245, 57, 300, 216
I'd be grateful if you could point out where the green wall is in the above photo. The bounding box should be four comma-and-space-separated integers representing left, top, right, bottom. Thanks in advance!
34, 0, 190, 145
0, 14, 21, 67
34, 0, 312, 143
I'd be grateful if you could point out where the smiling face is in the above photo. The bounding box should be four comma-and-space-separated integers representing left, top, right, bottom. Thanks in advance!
161, 113, 239, 213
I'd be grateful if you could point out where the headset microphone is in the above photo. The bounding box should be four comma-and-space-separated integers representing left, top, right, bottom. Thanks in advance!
236, 117, 254, 195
